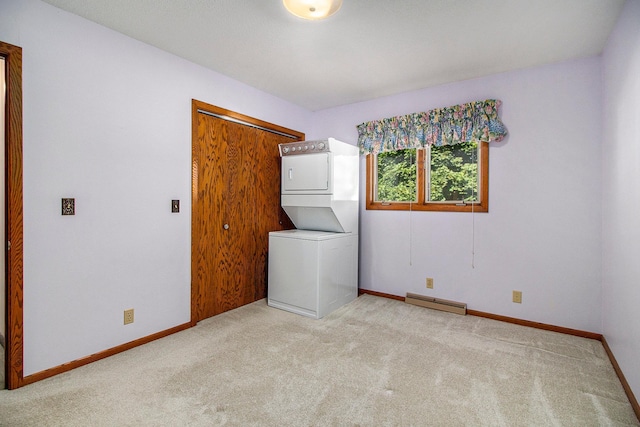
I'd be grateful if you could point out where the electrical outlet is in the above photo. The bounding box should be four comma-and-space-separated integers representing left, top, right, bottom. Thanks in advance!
124, 309, 134, 325
512, 291, 522, 304
426, 278, 434, 289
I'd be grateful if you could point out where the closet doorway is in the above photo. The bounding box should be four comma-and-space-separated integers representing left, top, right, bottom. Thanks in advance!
191, 100, 303, 323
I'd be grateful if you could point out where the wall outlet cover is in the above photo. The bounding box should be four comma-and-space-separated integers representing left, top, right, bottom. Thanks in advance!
512, 290, 523, 304
124, 309, 134, 325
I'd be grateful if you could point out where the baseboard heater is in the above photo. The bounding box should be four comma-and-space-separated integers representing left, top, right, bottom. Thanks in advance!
405, 293, 467, 315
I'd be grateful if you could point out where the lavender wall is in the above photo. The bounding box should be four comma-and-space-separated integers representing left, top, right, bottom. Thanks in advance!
602, 0, 640, 403
311, 57, 604, 333
0, 0, 312, 375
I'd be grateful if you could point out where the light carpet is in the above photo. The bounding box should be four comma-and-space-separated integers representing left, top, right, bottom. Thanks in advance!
0, 294, 637, 426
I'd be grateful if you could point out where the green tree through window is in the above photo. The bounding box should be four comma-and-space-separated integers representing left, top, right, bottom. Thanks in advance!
429, 141, 478, 202
376, 149, 417, 202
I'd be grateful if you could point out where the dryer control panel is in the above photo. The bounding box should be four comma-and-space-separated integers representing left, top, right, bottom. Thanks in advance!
279, 140, 329, 156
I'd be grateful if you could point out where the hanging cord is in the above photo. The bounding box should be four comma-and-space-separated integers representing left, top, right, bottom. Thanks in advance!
408, 149, 414, 266
471, 142, 477, 269
471, 195, 475, 268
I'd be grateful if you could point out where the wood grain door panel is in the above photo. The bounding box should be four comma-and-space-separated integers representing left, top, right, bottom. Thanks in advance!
193, 113, 227, 320
192, 101, 303, 323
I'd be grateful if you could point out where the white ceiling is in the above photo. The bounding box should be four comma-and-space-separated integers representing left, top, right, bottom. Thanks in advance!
41, 0, 625, 111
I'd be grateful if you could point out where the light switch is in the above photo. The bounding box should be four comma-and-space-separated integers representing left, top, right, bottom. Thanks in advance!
172, 199, 180, 213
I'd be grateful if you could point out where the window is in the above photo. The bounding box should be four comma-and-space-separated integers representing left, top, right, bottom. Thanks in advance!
366, 141, 488, 212
358, 99, 506, 212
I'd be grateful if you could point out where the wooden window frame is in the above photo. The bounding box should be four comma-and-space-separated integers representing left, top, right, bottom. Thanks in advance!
365, 142, 489, 213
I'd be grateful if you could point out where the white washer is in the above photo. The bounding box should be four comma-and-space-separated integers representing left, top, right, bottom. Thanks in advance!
267, 229, 358, 319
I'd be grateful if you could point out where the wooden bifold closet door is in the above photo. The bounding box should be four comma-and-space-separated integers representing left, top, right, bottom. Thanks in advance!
191, 101, 303, 323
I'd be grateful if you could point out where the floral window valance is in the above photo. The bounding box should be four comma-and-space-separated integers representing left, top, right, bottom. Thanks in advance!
357, 99, 508, 155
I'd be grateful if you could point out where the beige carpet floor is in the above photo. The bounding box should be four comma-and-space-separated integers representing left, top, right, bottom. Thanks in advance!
0, 294, 637, 426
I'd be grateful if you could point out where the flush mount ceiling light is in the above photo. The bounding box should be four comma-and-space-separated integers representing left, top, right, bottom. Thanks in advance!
283, 0, 343, 20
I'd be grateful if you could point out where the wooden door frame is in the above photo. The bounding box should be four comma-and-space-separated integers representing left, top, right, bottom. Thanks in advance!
1, 41, 24, 390
191, 99, 304, 325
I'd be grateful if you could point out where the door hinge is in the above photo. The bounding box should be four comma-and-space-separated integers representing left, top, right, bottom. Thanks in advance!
7, 240, 11, 251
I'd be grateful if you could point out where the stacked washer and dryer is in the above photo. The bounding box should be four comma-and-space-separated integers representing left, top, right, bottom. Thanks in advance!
267, 138, 359, 319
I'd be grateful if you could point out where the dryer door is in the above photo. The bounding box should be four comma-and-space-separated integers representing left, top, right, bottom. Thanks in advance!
282, 153, 331, 194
